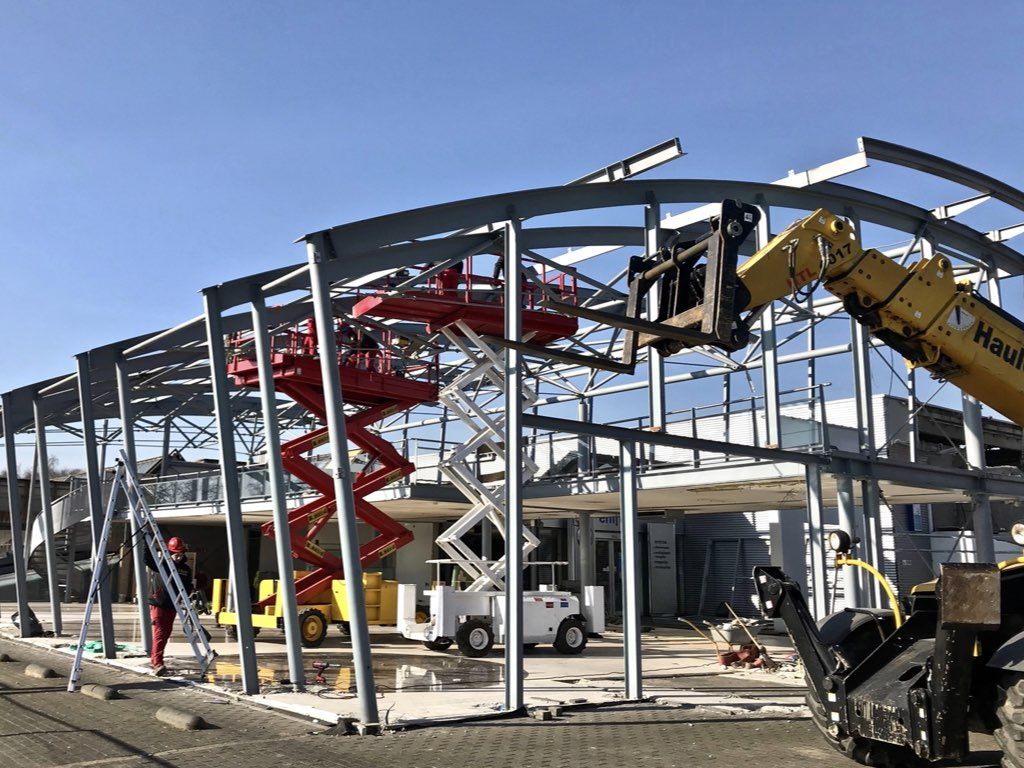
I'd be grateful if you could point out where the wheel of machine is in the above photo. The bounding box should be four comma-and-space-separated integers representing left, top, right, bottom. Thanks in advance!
422, 638, 453, 651
553, 616, 587, 655
455, 619, 494, 658
805, 677, 925, 767
298, 608, 329, 648
995, 674, 1024, 767
223, 624, 258, 641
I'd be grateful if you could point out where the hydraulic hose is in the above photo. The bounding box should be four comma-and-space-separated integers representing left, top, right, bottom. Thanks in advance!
836, 555, 904, 628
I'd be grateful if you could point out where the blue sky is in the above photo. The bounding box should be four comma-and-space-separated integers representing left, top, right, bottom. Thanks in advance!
3, 2, 1023, 419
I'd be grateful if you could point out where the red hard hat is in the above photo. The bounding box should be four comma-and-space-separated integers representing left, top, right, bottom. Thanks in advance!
167, 537, 186, 553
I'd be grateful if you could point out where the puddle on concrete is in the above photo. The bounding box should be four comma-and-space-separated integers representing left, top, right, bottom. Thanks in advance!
202, 653, 505, 694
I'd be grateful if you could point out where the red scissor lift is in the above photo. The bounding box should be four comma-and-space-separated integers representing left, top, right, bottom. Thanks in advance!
217, 321, 438, 645
352, 259, 577, 345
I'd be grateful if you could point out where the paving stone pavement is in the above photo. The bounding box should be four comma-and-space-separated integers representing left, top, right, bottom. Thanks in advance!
0, 638, 1005, 768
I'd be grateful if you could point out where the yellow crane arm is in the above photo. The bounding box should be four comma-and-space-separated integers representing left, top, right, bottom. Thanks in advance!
735, 209, 1024, 425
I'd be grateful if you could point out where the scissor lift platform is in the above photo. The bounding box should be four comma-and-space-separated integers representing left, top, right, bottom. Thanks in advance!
352, 291, 577, 346
229, 351, 438, 408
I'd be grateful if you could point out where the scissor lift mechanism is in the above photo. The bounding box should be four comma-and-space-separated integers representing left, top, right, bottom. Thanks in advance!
226, 323, 438, 615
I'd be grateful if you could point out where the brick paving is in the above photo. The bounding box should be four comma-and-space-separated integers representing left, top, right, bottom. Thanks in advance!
0, 639, 1005, 768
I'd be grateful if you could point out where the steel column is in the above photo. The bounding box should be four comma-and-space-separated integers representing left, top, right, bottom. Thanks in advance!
306, 236, 380, 726
250, 291, 305, 690
75, 354, 117, 657
502, 218, 525, 712
835, 475, 863, 607
805, 464, 828, 619
32, 396, 62, 635
962, 395, 996, 563
577, 397, 593, 475
481, 518, 492, 561
1, 394, 32, 636
114, 355, 152, 653
620, 440, 642, 699
852, 318, 884, 608
907, 369, 919, 463
202, 288, 260, 695
757, 205, 781, 448
578, 511, 594, 587
645, 204, 665, 454
160, 418, 172, 476
957, 265, 1000, 564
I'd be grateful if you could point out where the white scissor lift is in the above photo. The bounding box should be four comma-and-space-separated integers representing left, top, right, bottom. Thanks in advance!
68, 451, 216, 691
398, 321, 604, 657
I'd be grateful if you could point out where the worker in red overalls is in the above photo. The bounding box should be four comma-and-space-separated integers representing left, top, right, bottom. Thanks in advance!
144, 536, 193, 676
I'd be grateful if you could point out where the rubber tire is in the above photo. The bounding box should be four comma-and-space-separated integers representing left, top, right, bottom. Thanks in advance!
223, 625, 258, 640
805, 676, 925, 767
553, 617, 587, 655
996, 675, 1024, 767
422, 638, 453, 651
455, 619, 494, 658
298, 608, 328, 648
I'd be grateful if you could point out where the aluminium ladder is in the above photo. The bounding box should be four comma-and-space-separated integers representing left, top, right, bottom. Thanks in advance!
68, 451, 215, 691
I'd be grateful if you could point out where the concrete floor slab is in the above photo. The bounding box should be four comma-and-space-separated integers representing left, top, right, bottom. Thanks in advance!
6, 603, 806, 726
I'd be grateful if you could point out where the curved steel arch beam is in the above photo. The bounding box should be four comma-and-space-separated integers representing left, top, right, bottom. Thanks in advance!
859, 136, 1024, 215
304, 179, 1023, 277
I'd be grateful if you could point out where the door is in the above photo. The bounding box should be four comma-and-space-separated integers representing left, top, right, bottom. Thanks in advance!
595, 538, 622, 617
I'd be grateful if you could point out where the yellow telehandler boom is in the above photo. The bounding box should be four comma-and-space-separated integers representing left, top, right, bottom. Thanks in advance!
628, 200, 1024, 425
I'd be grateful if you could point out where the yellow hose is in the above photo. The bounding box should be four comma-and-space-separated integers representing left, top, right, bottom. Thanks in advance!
836, 555, 904, 628
998, 556, 1024, 571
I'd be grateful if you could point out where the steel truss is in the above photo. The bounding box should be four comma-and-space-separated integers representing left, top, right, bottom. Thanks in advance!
4, 135, 1024, 727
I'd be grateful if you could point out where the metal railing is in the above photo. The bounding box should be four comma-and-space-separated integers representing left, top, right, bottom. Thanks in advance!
42, 385, 832, 514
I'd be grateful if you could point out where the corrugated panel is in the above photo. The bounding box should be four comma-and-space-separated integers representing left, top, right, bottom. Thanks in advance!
681, 511, 775, 618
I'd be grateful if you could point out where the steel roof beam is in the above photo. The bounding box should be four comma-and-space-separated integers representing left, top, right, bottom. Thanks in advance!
300, 179, 1021, 279
859, 136, 1024, 214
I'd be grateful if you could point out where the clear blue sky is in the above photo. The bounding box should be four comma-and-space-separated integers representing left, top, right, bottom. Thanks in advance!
3, 0, 1023, 397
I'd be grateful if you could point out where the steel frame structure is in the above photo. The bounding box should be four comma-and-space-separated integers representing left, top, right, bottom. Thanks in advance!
2, 136, 1024, 728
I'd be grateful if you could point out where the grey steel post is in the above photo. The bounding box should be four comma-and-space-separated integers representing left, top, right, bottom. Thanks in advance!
645, 203, 665, 457
851, 318, 884, 608
578, 511, 594, 587
620, 440, 642, 699
160, 418, 172, 477
906, 237, 939, 466
250, 290, 305, 690
501, 218, 525, 712
306, 235, 379, 726
114, 354, 152, 653
577, 397, 593, 475
805, 464, 828, 619
202, 288, 260, 695
32, 396, 63, 635
963, 394, 996, 563
481, 518, 492, 561
835, 475, 863, 607
64, 523, 78, 603
956, 265, 1000, 564
907, 369, 919, 463
756, 204, 781, 448
75, 354, 117, 657
1, 393, 32, 637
